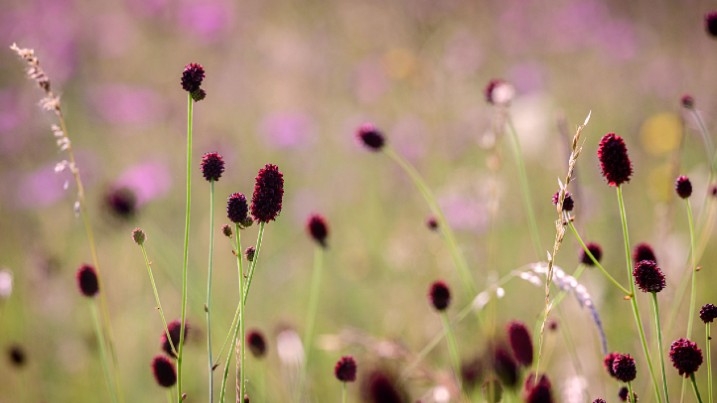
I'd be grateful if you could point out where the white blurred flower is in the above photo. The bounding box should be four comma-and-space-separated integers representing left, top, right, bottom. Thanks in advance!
0, 269, 12, 299
277, 327, 304, 367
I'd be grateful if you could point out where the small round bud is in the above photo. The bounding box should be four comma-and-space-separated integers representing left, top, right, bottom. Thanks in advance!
77, 264, 99, 297
428, 281, 451, 311
356, 123, 385, 151
245, 246, 256, 262
132, 227, 146, 245
681, 94, 695, 109
306, 214, 329, 248
675, 175, 692, 199
221, 224, 233, 238
552, 191, 574, 212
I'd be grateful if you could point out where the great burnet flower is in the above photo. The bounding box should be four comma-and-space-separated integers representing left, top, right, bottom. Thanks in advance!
151, 355, 177, 388
552, 191, 574, 212
611, 353, 637, 383
670, 338, 703, 377
334, 356, 357, 382
356, 123, 385, 151
246, 329, 267, 358
597, 133, 633, 187
633, 260, 666, 293
306, 214, 329, 248
632, 243, 657, 265
428, 281, 451, 311
161, 319, 188, 358
181, 63, 205, 93
580, 242, 603, 266
77, 264, 99, 297
675, 175, 692, 199
227, 193, 249, 225
507, 321, 533, 367
201, 152, 224, 182
250, 164, 284, 223
700, 303, 717, 324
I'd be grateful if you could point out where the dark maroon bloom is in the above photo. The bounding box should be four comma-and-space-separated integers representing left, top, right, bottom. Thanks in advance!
675, 175, 692, 199
132, 227, 146, 245
151, 355, 177, 387
361, 369, 406, 403
523, 373, 553, 403
77, 264, 99, 297
507, 321, 533, 366
246, 329, 267, 358
161, 320, 188, 358
334, 356, 357, 382
201, 152, 225, 182
426, 216, 439, 231
104, 186, 137, 219
245, 246, 255, 262
632, 243, 657, 265
700, 303, 717, 324
552, 191, 574, 212
580, 242, 603, 266
221, 224, 232, 238
181, 63, 205, 93
356, 123, 385, 151
681, 94, 695, 109
670, 338, 703, 377
7, 344, 26, 368
492, 347, 519, 388
593, 399, 606, 403
250, 164, 284, 223
227, 193, 248, 225
618, 387, 637, 402
612, 354, 637, 382
597, 133, 633, 187
428, 281, 451, 311
706, 12, 717, 37
633, 260, 666, 293
604, 352, 620, 378
306, 214, 329, 248
712, 185, 717, 197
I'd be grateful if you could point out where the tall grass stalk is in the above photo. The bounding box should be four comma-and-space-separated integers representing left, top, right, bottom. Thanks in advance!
651, 293, 670, 403
205, 181, 217, 402
177, 92, 194, 403
219, 223, 244, 402
616, 186, 661, 402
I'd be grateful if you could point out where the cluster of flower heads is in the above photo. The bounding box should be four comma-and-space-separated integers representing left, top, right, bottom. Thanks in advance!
150, 319, 186, 388
181, 63, 206, 102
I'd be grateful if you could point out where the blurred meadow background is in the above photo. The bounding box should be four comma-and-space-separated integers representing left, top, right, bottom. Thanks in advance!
2, 0, 717, 401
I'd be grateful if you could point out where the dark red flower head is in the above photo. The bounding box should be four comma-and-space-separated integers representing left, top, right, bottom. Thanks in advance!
593, 399, 606, 403
77, 264, 99, 297
221, 224, 233, 238
181, 63, 205, 93
618, 387, 637, 402
245, 246, 255, 262
151, 355, 177, 388
700, 303, 717, 324
356, 123, 385, 151
507, 321, 533, 367
104, 186, 137, 219
633, 260, 666, 293
7, 344, 26, 368
552, 191, 574, 212
201, 152, 225, 182
706, 12, 717, 37
250, 164, 284, 223
580, 242, 603, 266
227, 193, 249, 225
361, 369, 405, 403
426, 216, 439, 231
161, 319, 188, 358
681, 94, 695, 109
523, 373, 553, 403
604, 352, 620, 378
246, 329, 267, 358
334, 356, 357, 382
306, 214, 329, 248
632, 243, 657, 265
492, 347, 519, 388
597, 133, 633, 187
670, 338, 703, 377
611, 353, 637, 383
428, 281, 451, 311
675, 176, 692, 199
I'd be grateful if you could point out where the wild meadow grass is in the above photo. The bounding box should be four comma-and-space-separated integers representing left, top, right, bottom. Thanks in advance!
3, 3, 717, 403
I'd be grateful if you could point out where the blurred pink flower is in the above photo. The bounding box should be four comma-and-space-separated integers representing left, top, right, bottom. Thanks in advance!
87, 84, 166, 126
178, 1, 234, 43
259, 111, 315, 149
114, 161, 172, 206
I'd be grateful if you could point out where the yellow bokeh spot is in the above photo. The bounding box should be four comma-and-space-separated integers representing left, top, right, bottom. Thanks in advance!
647, 163, 673, 202
639, 112, 683, 156
383, 48, 416, 80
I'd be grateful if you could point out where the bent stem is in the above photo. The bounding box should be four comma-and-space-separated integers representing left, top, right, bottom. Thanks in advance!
205, 181, 217, 402
568, 222, 630, 295
139, 244, 177, 357
383, 146, 475, 296
177, 92, 194, 402
506, 117, 543, 258
651, 293, 669, 403
616, 186, 661, 403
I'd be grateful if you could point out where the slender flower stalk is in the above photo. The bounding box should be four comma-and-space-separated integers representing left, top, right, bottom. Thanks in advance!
691, 373, 704, 403
89, 293, 119, 403
303, 244, 324, 370
441, 313, 462, 392
684, 199, 697, 338
650, 293, 670, 402
568, 222, 630, 295
219, 223, 244, 402
205, 180, 217, 402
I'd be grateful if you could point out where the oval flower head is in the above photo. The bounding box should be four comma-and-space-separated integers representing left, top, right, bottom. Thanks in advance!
250, 164, 284, 223
597, 133, 633, 186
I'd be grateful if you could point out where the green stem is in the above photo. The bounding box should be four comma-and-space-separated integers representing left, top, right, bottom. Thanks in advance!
304, 247, 323, 364
686, 200, 697, 339
568, 222, 630, 295
139, 244, 177, 357
90, 302, 119, 403
206, 181, 216, 403
506, 117, 542, 258
383, 147, 475, 295
627, 382, 635, 403
652, 293, 670, 403
177, 92, 193, 403
616, 186, 661, 403
219, 224, 243, 402
707, 325, 713, 403
341, 383, 347, 403
242, 222, 266, 305
441, 313, 462, 392
691, 372, 704, 403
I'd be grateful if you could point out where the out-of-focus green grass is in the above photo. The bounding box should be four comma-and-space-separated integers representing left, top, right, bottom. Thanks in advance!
2, 0, 717, 401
